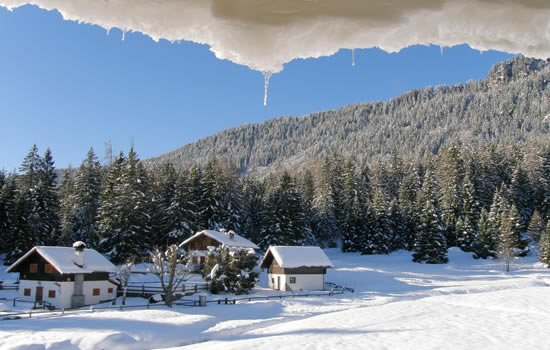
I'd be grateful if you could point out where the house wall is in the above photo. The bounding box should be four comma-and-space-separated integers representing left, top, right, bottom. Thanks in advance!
267, 273, 325, 292
18, 279, 117, 309
19, 280, 74, 309
83, 280, 117, 306
186, 235, 221, 251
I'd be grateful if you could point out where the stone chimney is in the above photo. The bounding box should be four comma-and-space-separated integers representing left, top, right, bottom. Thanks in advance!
73, 241, 86, 267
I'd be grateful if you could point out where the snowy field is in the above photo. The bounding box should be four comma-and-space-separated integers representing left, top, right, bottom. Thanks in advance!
2, 248, 550, 350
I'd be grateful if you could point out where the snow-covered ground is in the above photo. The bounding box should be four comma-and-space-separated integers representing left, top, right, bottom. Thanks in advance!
2, 248, 550, 350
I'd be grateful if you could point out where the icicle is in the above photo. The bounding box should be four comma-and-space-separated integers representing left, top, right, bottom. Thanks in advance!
352, 48, 355, 67
121, 29, 126, 41
440, 46, 444, 56
263, 72, 272, 106
106, 27, 111, 37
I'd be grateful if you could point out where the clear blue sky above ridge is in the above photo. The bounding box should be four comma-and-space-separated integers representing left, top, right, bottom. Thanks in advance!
0, 5, 514, 172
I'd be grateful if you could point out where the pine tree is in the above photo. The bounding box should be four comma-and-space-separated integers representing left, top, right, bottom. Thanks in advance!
437, 144, 464, 248
151, 162, 183, 247
497, 209, 520, 272
0, 172, 17, 255
457, 174, 480, 252
509, 165, 532, 231
538, 221, 550, 267
58, 168, 76, 245
98, 149, 153, 264
398, 162, 422, 250
527, 210, 545, 243
240, 178, 267, 244
473, 208, 496, 259
260, 172, 313, 249
370, 189, 391, 254
413, 163, 448, 264
312, 157, 340, 245
71, 148, 102, 248
35, 148, 61, 245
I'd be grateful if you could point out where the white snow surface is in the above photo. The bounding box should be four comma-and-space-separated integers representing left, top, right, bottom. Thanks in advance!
181, 230, 259, 250
6, 246, 117, 274
2, 248, 550, 349
1, 1, 550, 73
262, 246, 333, 268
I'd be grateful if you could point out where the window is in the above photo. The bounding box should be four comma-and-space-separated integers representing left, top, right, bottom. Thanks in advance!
29, 264, 37, 273
192, 256, 198, 264
45, 264, 53, 273
93, 288, 100, 296
290, 277, 296, 284
108, 288, 113, 294
200, 256, 206, 264
24, 288, 31, 296
48, 290, 56, 298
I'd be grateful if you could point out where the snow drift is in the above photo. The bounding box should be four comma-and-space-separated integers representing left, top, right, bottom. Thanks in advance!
1, 0, 550, 74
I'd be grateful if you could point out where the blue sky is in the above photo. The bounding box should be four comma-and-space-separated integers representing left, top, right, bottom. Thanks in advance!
0, 5, 514, 172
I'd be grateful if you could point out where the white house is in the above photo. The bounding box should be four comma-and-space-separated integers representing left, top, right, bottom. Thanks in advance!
259, 246, 333, 292
6, 242, 118, 309
180, 230, 259, 271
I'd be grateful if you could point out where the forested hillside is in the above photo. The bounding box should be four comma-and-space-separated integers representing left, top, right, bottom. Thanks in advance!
145, 56, 550, 175
4, 56, 550, 268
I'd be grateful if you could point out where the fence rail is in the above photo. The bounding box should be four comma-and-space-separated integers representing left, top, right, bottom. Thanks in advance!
121, 282, 209, 298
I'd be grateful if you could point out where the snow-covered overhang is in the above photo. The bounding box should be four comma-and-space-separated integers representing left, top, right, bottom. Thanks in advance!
1, 0, 550, 74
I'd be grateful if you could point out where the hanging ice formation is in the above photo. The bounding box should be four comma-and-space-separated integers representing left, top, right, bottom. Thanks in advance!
440, 46, 444, 55
263, 72, 272, 106
352, 48, 355, 67
121, 29, 126, 41
106, 27, 111, 36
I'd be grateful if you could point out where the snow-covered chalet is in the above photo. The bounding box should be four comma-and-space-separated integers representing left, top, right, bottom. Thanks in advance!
6, 242, 118, 309
260, 246, 333, 291
180, 230, 259, 271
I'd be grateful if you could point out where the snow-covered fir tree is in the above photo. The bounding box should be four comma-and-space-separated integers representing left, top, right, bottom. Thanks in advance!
538, 221, 550, 267
413, 162, 448, 264
473, 208, 496, 259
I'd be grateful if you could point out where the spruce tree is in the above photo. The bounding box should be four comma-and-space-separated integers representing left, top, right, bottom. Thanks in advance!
538, 221, 550, 267
473, 208, 496, 259
413, 163, 448, 264
527, 210, 545, 243
71, 148, 102, 248
497, 210, 520, 272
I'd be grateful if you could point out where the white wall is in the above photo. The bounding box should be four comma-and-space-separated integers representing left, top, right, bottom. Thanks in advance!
267, 273, 325, 292
83, 280, 117, 306
18, 280, 117, 309
18, 280, 74, 309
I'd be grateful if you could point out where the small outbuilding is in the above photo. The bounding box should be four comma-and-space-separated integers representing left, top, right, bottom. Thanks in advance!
6, 242, 118, 309
260, 246, 333, 291
180, 229, 259, 271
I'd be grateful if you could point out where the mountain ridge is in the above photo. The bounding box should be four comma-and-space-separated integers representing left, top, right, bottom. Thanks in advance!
144, 56, 550, 175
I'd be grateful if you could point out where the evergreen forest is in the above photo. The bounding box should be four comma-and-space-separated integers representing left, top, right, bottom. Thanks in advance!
3, 140, 550, 267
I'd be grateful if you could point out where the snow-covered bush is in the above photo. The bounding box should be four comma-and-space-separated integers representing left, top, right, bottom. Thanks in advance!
203, 247, 258, 295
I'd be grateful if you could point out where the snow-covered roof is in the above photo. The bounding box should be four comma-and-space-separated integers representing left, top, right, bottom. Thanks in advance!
7, 246, 117, 274
180, 230, 259, 250
260, 246, 333, 269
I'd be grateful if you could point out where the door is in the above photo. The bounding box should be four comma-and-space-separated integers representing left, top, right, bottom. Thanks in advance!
35, 286, 43, 303
277, 276, 281, 291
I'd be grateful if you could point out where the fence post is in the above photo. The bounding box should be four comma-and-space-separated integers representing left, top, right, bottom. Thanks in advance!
62, 308, 64, 314
29, 310, 32, 318
142, 284, 145, 298
195, 284, 198, 293
13, 298, 16, 307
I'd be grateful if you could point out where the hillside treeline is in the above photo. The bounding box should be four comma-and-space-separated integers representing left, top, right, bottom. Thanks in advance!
146, 56, 550, 176
4, 140, 550, 266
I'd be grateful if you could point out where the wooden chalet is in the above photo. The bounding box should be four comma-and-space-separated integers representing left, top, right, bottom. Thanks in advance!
6, 242, 117, 309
